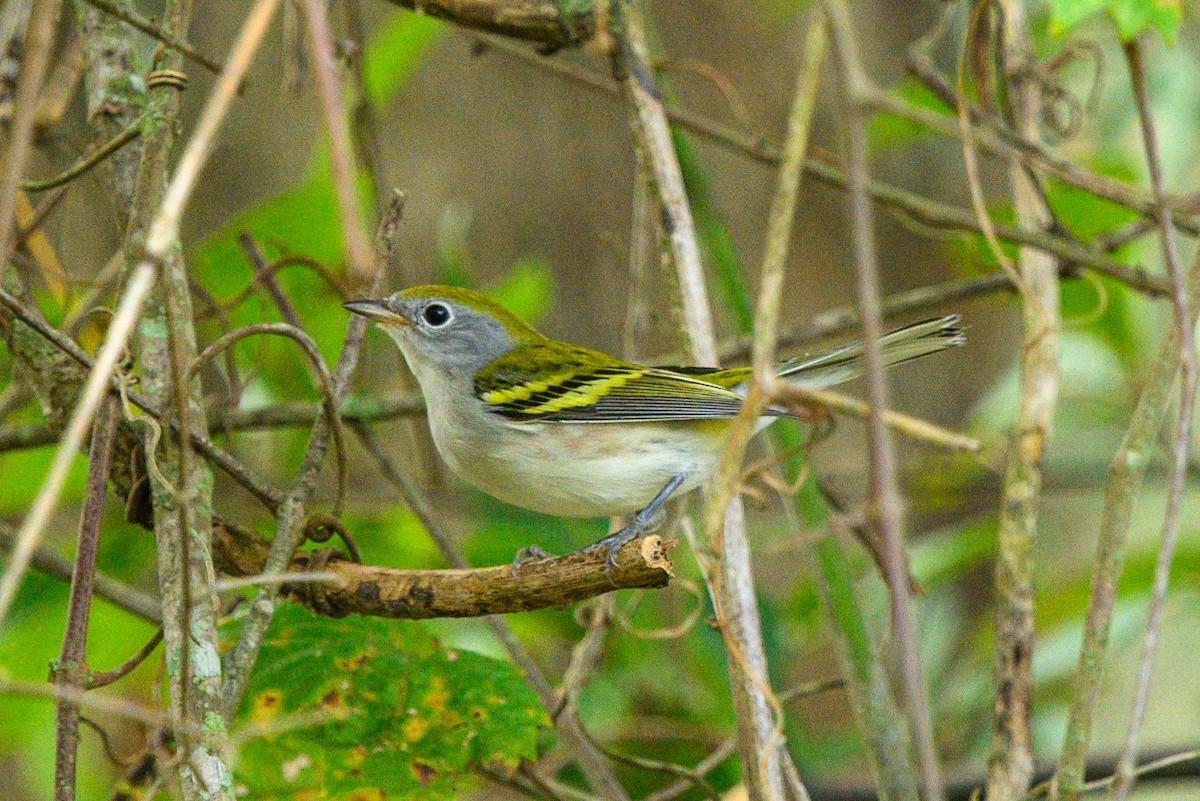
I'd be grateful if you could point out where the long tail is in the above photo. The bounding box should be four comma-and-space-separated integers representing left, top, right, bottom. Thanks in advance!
775, 315, 965, 389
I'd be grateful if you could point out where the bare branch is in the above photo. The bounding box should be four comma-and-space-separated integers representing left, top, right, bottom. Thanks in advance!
987, 4, 1061, 798
823, 2, 944, 799
80, 0, 222, 72
608, 2, 794, 798
1109, 38, 1197, 801
213, 520, 673, 618
0, 525, 162, 623
383, 0, 594, 49
53, 397, 119, 801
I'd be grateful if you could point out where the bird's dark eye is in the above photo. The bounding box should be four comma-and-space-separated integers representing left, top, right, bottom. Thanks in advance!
422, 302, 452, 327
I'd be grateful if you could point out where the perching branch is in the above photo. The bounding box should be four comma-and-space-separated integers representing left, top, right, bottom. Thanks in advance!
213, 520, 673, 618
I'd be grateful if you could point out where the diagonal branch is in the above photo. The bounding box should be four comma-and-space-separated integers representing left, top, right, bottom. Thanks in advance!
1109, 38, 1197, 801
608, 3, 792, 799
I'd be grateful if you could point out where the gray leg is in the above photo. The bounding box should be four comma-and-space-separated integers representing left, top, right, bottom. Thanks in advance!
510, 474, 687, 580
589, 473, 687, 577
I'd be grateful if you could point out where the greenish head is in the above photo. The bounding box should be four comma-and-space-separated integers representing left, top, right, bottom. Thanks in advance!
343, 284, 546, 382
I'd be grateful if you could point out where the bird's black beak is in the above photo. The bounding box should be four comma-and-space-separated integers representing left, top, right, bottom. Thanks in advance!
343, 298, 411, 326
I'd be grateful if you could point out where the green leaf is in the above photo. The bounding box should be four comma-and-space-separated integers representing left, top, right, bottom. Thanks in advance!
1050, 0, 1181, 43
363, 11, 446, 108
232, 603, 549, 800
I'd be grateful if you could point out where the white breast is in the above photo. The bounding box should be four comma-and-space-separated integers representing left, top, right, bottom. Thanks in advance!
425, 394, 723, 518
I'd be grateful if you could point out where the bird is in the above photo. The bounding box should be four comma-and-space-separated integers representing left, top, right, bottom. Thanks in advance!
344, 285, 964, 571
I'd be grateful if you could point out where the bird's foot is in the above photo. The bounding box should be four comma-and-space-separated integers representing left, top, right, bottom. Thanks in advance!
586, 523, 645, 585
510, 545, 554, 578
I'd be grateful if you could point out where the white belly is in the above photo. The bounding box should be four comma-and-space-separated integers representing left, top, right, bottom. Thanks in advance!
427, 398, 727, 518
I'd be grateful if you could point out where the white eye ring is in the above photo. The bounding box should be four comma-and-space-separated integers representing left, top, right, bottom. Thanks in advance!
421, 302, 453, 327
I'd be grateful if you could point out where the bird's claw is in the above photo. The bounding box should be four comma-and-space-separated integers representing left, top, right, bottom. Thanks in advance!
510, 545, 553, 578
587, 525, 641, 586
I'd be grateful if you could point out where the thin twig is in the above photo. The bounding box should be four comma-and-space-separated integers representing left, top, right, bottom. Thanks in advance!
22, 110, 148, 192
53, 397, 119, 801
297, 0, 375, 284
0, 0, 64, 274
823, 2, 945, 800
774, 383, 981, 453
609, 2, 794, 799
1108, 39, 1197, 801
81, 0, 222, 73
0, 524, 162, 623
237, 234, 303, 328
0, 264, 154, 628
88, 628, 164, 688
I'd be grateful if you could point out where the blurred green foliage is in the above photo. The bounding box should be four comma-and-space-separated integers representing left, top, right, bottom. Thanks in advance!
1050, 0, 1182, 43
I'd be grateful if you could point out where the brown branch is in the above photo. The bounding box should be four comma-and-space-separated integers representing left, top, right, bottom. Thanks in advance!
1110, 38, 1198, 801
383, 0, 594, 50
88, 628, 164, 688
53, 397, 119, 801
477, 34, 1170, 298
80, 0, 222, 73
0, 524, 161, 622
824, 2, 944, 800
212, 520, 673, 618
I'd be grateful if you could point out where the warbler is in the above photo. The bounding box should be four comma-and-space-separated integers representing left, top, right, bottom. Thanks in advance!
345, 285, 963, 568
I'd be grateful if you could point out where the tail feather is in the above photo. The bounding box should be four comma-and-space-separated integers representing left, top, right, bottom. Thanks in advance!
776, 315, 964, 389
